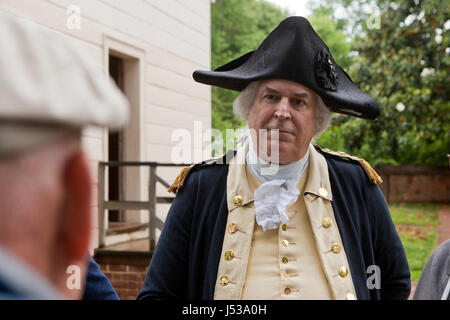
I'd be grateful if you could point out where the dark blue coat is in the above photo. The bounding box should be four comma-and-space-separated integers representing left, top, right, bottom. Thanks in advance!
0, 278, 26, 300
137, 149, 411, 300
83, 255, 119, 300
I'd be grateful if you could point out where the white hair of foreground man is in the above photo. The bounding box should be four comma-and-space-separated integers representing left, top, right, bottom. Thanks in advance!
233, 81, 331, 139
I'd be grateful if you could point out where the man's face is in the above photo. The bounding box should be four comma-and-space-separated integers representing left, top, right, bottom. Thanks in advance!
247, 79, 317, 165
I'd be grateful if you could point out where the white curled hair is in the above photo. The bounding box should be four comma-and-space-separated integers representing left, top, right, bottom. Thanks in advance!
233, 80, 331, 139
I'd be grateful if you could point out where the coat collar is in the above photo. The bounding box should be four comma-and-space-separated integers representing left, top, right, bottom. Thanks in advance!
304, 144, 333, 201
227, 140, 254, 211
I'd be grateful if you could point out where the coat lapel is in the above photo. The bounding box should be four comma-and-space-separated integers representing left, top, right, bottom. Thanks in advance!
303, 144, 357, 300
214, 141, 256, 299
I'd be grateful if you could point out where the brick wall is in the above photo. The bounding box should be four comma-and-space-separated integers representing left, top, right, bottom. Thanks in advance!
376, 165, 450, 203
99, 263, 147, 300
94, 251, 151, 300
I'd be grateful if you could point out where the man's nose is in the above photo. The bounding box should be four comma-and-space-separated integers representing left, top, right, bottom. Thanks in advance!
274, 98, 291, 120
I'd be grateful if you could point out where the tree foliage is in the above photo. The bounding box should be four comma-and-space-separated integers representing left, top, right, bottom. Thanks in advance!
316, 0, 449, 166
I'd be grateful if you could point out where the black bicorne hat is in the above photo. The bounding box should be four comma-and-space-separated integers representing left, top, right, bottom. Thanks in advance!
193, 16, 380, 120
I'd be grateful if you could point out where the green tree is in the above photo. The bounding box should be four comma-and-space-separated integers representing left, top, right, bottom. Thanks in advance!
315, 0, 449, 166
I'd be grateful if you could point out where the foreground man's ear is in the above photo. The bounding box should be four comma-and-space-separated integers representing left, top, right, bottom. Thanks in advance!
59, 149, 92, 299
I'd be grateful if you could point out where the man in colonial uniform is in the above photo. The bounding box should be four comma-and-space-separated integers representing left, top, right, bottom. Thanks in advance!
138, 16, 410, 300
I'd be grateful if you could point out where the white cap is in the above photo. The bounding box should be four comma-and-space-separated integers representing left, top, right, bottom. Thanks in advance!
0, 12, 129, 156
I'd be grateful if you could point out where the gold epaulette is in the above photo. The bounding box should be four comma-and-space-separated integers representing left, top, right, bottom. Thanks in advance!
314, 144, 383, 185
167, 152, 231, 194
167, 165, 194, 194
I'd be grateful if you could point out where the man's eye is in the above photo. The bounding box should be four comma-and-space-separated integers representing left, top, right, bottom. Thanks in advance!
265, 94, 278, 100
291, 99, 305, 106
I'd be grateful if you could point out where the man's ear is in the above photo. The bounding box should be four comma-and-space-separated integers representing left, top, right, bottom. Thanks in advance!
61, 149, 92, 263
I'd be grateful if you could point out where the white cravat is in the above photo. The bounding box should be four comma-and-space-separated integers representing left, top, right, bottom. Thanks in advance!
246, 138, 309, 231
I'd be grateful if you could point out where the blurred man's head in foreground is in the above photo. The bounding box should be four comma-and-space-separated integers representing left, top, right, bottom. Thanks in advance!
0, 12, 129, 299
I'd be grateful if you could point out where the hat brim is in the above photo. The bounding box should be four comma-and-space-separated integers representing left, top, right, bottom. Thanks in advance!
194, 51, 379, 120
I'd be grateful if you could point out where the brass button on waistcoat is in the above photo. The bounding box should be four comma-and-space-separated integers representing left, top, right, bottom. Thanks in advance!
346, 293, 356, 300
322, 217, 332, 228
281, 256, 289, 264
218, 275, 230, 286
281, 224, 288, 231
281, 240, 289, 247
339, 266, 349, 278
227, 223, 237, 234
318, 187, 328, 197
284, 287, 292, 295
224, 250, 235, 261
232, 195, 243, 207
331, 243, 341, 254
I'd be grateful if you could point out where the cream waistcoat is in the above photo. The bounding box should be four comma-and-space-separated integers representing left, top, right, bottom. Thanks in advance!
241, 164, 332, 299
214, 140, 357, 300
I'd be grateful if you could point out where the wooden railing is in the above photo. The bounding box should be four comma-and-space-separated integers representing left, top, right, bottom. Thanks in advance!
97, 161, 189, 252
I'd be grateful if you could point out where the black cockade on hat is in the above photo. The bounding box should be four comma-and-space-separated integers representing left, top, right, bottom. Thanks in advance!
315, 47, 340, 92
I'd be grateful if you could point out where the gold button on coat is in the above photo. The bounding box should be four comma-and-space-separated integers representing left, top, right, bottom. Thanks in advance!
339, 266, 349, 278
218, 275, 230, 286
232, 195, 243, 206
346, 293, 356, 300
318, 187, 328, 197
282, 240, 289, 247
227, 223, 237, 234
224, 250, 235, 261
281, 256, 289, 264
284, 287, 292, 295
281, 224, 288, 231
331, 243, 341, 254
322, 217, 332, 228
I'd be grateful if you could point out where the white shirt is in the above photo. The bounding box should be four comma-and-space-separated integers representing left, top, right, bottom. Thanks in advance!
0, 247, 63, 299
246, 137, 309, 231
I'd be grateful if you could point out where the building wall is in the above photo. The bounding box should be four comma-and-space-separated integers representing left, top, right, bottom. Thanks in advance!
0, 0, 211, 251
99, 262, 148, 300
376, 165, 450, 203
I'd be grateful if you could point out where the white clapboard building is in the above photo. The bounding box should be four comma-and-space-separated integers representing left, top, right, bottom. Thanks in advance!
1, 0, 211, 253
